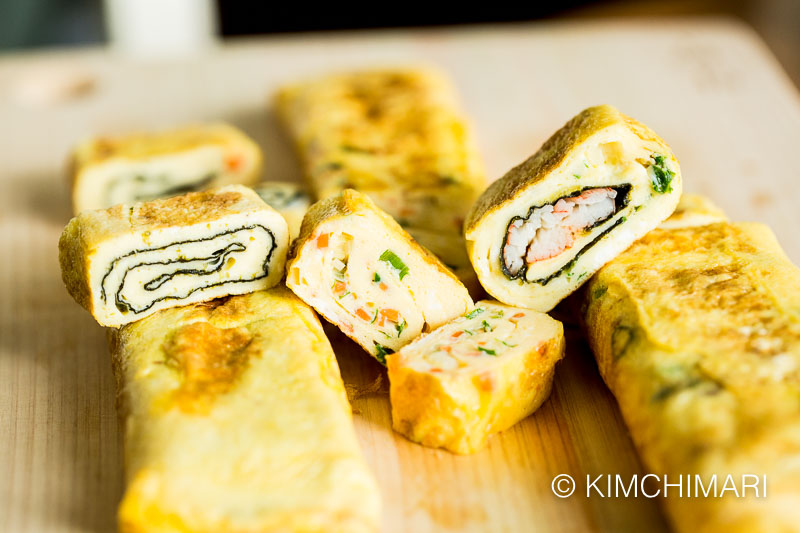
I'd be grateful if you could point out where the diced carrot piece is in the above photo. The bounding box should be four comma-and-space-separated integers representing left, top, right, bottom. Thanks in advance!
381, 309, 400, 322
333, 281, 346, 295
355, 308, 371, 321
452, 331, 464, 338
379, 282, 388, 291
441, 345, 452, 353
317, 233, 330, 248
509, 312, 526, 323
431, 368, 442, 373
224, 153, 243, 171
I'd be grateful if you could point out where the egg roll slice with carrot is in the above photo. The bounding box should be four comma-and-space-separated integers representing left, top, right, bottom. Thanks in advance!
286, 189, 473, 364
388, 300, 564, 454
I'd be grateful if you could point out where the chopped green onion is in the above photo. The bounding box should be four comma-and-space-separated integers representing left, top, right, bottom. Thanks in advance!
379, 250, 409, 280
465, 308, 484, 319
477, 346, 497, 356
464, 329, 475, 336
501, 340, 517, 348
481, 320, 493, 332
395, 319, 407, 337
370, 309, 379, 323
373, 342, 393, 365
373, 272, 381, 282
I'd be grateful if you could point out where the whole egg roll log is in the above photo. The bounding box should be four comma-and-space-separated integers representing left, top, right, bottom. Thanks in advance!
59, 185, 289, 327
582, 221, 800, 533
275, 68, 487, 240
465, 105, 682, 312
286, 189, 473, 365
70, 123, 263, 214
110, 287, 380, 533
388, 300, 564, 454
252, 180, 311, 240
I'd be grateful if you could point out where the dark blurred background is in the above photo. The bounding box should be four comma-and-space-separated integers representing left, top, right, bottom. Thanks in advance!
1, 0, 798, 87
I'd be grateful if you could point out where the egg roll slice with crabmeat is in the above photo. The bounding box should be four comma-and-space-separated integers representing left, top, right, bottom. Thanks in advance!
286, 189, 473, 364
59, 185, 289, 327
388, 300, 564, 454
465, 105, 681, 312
70, 123, 263, 214
111, 287, 380, 533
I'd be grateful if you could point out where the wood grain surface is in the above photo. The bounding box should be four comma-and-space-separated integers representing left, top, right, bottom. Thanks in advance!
1, 17, 799, 533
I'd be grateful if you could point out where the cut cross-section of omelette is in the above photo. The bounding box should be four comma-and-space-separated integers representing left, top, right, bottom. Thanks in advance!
111, 287, 380, 533
286, 189, 473, 364
388, 300, 564, 454
465, 105, 682, 312
70, 123, 263, 214
59, 185, 289, 327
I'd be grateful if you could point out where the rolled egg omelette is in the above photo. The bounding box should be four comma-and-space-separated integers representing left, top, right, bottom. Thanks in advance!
111, 287, 380, 533
59, 185, 289, 327
388, 300, 564, 454
582, 215, 800, 533
275, 67, 487, 236
465, 104, 682, 312
70, 123, 263, 214
286, 189, 473, 364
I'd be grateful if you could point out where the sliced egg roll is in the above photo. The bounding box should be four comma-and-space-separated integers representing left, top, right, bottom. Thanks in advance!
70, 123, 263, 214
275, 67, 486, 236
582, 222, 800, 533
465, 105, 682, 312
286, 189, 473, 364
252, 180, 311, 240
59, 185, 288, 327
659, 193, 727, 229
111, 287, 380, 533
388, 300, 564, 454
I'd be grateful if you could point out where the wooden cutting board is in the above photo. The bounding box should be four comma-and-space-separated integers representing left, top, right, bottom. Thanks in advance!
2, 17, 799, 533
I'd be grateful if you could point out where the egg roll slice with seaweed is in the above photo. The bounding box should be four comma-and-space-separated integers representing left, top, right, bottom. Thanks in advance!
389, 300, 564, 454
71, 123, 263, 214
465, 105, 681, 312
286, 189, 473, 364
582, 222, 800, 533
276, 67, 486, 235
111, 287, 380, 533
59, 185, 289, 327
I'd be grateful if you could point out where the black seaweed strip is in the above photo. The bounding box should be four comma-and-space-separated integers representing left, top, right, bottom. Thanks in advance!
500, 184, 632, 282
100, 224, 276, 314
142, 242, 246, 291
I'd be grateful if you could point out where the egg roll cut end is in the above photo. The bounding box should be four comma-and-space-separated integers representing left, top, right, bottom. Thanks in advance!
70, 123, 263, 214
388, 300, 565, 454
287, 189, 473, 364
466, 104, 681, 312
58, 185, 289, 327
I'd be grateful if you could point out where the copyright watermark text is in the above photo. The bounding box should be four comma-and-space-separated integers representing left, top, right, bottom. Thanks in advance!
551, 474, 767, 498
